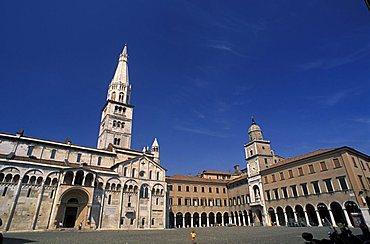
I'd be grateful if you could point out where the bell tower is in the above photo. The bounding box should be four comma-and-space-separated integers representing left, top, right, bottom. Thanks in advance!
97, 45, 133, 150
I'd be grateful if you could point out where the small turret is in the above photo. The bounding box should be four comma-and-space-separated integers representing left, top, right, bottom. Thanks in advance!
151, 138, 160, 164
248, 116, 263, 142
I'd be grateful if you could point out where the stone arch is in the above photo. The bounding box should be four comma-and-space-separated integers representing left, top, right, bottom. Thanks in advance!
139, 184, 150, 198
330, 201, 346, 225
209, 212, 215, 226
285, 206, 295, 226
73, 170, 84, 186
317, 203, 331, 225
0, 166, 21, 174
243, 210, 249, 226
176, 212, 183, 228
63, 171, 74, 185
184, 212, 191, 228
193, 212, 199, 227
344, 201, 364, 226
216, 212, 222, 226
276, 206, 285, 226
56, 188, 90, 228
268, 207, 276, 226
201, 212, 207, 227
223, 212, 229, 225
305, 203, 318, 226
234, 211, 239, 226
84, 173, 94, 187
295, 205, 306, 226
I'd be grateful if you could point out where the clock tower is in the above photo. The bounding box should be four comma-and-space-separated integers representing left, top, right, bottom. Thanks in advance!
244, 117, 273, 226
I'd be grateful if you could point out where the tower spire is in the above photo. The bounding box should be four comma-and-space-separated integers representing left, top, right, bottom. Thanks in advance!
112, 44, 129, 85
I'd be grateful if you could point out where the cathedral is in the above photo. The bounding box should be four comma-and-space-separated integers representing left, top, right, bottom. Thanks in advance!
1, 45, 369, 233
0, 45, 167, 231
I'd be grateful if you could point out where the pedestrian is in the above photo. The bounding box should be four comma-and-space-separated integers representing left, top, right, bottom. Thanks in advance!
190, 229, 197, 244
79, 222, 82, 230
59, 221, 63, 230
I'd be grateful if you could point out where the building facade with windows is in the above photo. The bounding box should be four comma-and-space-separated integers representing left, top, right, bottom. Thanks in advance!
0, 45, 166, 232
166, 119, 370, 228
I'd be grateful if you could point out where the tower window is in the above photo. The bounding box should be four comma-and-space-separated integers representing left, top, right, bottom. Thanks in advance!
111, 92, 116, 100
114, 138, 121, 145
50, 149, 56, 159
119, 92, 124, 102
97, 157, 102, 166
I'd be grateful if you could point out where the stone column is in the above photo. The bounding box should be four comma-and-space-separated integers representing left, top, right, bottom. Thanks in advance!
174, 215, 177, 228
275, 213, 280, 226
293, 211, 298, 223
315, 210, 323, 227
206, 217, 209, 227
81, 173, 86, 186
328, 209, 337, 227
343, 208, 353, 228
284, 211, 288, 226
304, 211, 311, 227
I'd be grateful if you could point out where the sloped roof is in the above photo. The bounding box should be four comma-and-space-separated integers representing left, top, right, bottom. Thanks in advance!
166, 174, 228, 184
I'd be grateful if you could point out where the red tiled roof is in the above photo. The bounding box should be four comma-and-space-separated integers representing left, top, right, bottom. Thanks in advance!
202, 170, 231, 175
266, 148, 336, 169
166, 174, 228, 184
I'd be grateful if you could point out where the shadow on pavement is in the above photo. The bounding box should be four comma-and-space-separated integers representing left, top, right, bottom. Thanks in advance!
3, 237, 36, 244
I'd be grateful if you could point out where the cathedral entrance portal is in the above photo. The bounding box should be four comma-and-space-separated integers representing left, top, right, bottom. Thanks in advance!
56, 188, 89, 229
64, 206, 78, 227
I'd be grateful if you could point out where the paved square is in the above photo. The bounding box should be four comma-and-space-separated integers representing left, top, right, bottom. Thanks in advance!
3, 226, 363, 244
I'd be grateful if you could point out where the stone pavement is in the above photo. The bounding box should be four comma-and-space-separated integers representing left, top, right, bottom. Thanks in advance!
2, 226, 362, 244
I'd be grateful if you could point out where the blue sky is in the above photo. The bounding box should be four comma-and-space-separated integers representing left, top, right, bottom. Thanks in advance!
0, 1, 369, 175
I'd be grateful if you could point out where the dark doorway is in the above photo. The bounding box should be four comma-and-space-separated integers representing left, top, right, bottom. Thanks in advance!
64, 207, 78, 228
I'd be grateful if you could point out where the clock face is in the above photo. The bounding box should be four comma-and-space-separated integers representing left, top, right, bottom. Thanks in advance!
250, 161, 258, 175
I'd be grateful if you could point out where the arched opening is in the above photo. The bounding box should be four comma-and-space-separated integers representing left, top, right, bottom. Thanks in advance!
317, 203, 331, 225
295, 205, 306, 226
193, 212, 199, 227
176, 213, 183, 228
139, 185, 149, 198
239, 211, 244, 226
209, 212, 215, 226
253, 185, 261, 201
276, 207, 285, 226
243, 210, 249, 226
45, 177, 51, 185
5, 174, 12, 183
330, 202, 346, 225
249, 210, 254, 225
36, 176, 43, 185
169, 212, 175, 228
255, 209, 263, 226
74, 171, 84, 186
22, 175, 29, 184
216, 212, 222, 226
185, 212, 191, 228
285, 206, 295, 226
345, 201, 364, 227
201, 212, 207, 227
29, 176, 36, 185
306, 204, 318, 226
234, 211, 239, 226
111, 91, 116, 100
268, 208, 276, 226
0, 173, 4, 182
223, 212, 229, 226
63, 171, 73, 185
84, 173, 93, 187
12, 174, 20, 184
57, 189, 89, 228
